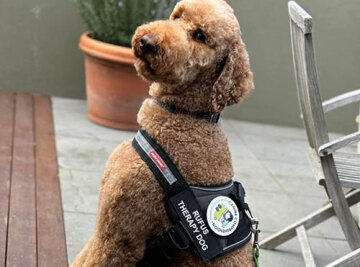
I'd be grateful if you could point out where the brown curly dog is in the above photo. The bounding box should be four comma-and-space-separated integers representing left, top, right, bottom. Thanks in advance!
72, 0, 254, 266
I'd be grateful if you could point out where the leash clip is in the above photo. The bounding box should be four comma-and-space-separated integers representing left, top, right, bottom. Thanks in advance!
251, 220, 260, 267
250, 218, 260, 246
245, 209, 260, 267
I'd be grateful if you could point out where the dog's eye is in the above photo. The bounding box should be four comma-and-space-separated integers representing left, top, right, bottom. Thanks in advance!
173, 15, 180, 20
193, 30, 206, 43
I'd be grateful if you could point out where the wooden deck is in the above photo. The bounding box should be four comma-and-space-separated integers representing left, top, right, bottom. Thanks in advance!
0, 92, 67, 266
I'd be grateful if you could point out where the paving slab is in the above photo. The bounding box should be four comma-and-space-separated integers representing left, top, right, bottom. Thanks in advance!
56, 135, 120, 172
238, 133, 310, 165
260, 232, 351, 267
233, 159, 283, 193
52, 97, 88, 113
261, 160, 313, 179
59, 168, 102, 214
53, 96, 358, 266
53, 108, 134, 142
245, 189, 306, 233
275, 173, 327, 198
226, 119, 308, 141
63, 212, 96, 263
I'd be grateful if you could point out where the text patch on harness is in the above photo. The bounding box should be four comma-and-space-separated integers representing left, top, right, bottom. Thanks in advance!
169, 189, 222, 260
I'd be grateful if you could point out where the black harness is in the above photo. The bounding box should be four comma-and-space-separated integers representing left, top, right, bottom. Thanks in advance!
132, 128, 259, 266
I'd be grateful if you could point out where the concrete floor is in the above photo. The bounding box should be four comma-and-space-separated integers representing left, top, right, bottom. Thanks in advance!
52, 97, 357, 267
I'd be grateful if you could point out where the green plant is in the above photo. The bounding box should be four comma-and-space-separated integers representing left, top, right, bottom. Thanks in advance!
75, 0, 179, 47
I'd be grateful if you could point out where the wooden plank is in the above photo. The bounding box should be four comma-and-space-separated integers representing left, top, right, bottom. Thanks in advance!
318, 131, 360, 156
306, 149, 360, 190
335, 152, 360, 164
330, 153, 360, 188
296, 225, 317, 267
339, 178, 360, 190
34, 95, 68, 267
325, 248, 360, 267
335, 153, 360, 188
337, 165, 360, 176
0, 91, 15, 267
323, 88, 360, 113
6, 93, 37, 266
260, 190, 360, 249
357, 108, 360, 228
288, 1, 313, 34
290, 19, 329, 151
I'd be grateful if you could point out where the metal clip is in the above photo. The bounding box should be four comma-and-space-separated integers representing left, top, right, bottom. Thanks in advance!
245, 210, 260, 267
250, 217, 260, 246
251, 219, 260, 244
252, 221, 260, 267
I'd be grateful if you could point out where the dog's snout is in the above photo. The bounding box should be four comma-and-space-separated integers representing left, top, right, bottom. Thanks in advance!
140, 35, 157, 55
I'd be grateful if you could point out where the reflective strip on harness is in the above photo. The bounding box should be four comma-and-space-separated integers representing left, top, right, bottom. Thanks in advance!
133, 129, 188, 196
135, 131, 177, 185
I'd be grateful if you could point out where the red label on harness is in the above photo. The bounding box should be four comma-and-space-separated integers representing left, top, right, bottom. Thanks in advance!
149, 150, 167, 170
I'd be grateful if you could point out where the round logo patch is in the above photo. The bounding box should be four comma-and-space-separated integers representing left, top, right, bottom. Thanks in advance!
206, 196, 240, 236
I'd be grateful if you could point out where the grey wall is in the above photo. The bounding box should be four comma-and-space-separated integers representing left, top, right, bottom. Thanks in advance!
225, 0, 360, 134
0, 0, 85, 98
0, 0, 359, 133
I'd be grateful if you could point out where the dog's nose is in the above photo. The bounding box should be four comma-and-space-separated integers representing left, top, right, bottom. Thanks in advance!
140, 35, 157, 54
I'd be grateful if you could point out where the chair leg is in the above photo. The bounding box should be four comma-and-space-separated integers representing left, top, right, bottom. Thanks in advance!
322, 156, 360, 250
358, 204, 360, 228
260, 190, 360, 250
296, 225, 317, 267
357, 106, 360, 228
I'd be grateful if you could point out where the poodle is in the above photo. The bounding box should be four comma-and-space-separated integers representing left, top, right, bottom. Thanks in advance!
72, 0, 254, 266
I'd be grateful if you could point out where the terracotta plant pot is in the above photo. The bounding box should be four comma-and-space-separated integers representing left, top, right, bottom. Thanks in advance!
79, 33, 149, 131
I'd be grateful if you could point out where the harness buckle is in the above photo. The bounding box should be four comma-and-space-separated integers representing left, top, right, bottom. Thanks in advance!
136, 223, 190, 267
168, 224, 190, 250
201, 113, 220, 123
210, 114, 220, 123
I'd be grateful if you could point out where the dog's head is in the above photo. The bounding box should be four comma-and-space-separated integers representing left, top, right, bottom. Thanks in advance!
132, 0, 253, 113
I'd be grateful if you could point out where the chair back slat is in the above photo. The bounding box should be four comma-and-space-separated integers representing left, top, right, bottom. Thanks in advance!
289, 2, 329, 151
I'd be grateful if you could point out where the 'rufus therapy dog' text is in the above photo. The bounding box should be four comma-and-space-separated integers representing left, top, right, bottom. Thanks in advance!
178, 200, 209, 251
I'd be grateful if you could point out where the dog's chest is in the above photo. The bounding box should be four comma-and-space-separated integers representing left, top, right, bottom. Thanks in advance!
155, 129, 234, 185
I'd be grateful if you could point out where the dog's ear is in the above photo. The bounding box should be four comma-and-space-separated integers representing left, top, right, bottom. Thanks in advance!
210, 38, 254, 114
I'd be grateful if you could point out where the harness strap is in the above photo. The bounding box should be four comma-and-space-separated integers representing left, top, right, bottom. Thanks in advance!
133, 129, 188, 196
133, 129, 223, 261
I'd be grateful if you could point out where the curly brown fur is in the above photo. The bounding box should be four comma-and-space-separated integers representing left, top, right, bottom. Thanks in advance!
72, 0, 254, 266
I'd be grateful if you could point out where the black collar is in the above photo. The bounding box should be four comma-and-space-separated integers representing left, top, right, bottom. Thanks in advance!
153, 99, 220, 123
